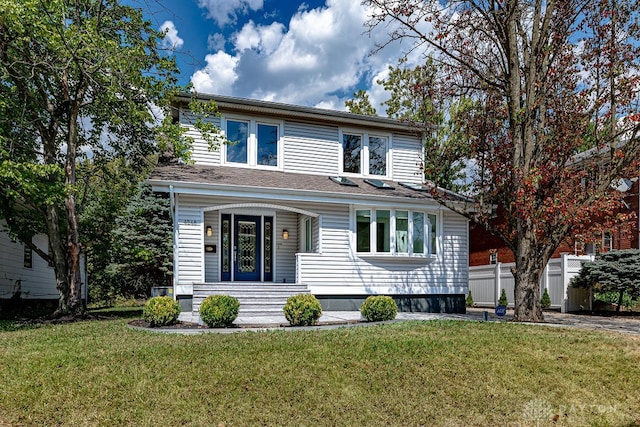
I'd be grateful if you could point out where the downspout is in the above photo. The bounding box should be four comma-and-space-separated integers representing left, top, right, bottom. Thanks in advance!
170, 185, 177, 298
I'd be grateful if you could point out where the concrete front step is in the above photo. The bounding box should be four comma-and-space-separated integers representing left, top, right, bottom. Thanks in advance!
192, 282, 310, 316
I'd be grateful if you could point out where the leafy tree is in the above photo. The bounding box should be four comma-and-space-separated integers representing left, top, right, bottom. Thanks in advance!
0, 0, 214, 315
77, 157, 153, 302
379, 59, 471, 192
346, 59, 471, 192
364, 0, 640, 321
345, 89, 377, 116
103, 184, 173, 300
572, 249, 640, 314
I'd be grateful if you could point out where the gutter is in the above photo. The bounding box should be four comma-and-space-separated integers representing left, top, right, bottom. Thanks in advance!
174, 93, 424, 134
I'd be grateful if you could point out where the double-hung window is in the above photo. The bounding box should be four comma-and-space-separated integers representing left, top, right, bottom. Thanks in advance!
224, 117, 281, 168
341, 131, 389, 177
355, 208, 438, 256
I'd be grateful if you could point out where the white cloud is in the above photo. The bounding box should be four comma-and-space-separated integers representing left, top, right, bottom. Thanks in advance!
207, 33, 226, 51
198, 0, 264, 27
191, 0, 416, 108
191, 51, 239, 95
159, 21, 184, 50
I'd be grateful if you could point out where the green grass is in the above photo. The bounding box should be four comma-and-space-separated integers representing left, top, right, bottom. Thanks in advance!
1, 319, 639, 426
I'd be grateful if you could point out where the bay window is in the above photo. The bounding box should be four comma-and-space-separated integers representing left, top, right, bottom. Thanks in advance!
354, 208, 438, 256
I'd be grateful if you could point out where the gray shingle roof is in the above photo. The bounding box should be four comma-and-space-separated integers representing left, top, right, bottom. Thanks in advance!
149, 164, 441, 202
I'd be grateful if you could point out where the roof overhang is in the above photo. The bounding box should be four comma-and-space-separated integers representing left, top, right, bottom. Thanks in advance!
172, 93, 425, 134
150, 179, 448, 210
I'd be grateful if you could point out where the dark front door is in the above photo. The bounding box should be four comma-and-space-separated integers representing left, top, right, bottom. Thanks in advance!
234, 215, 261, 281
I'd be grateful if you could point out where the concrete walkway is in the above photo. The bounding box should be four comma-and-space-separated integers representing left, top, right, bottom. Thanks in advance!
170, 307, 640, 335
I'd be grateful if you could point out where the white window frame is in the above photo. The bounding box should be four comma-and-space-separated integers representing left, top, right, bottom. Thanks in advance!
602, 231, 613, 251
303, 217, 313, 253
221, 115, 283, 170
352, 206, 438, 257
339, 129, 391, 178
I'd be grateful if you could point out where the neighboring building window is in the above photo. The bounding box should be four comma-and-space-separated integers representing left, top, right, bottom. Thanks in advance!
341, 131, 388, 176
489, 250, 497, 265
304, 218, 313, 252
224, 118, 280, 167
355, 208, 437, 255
602, 231, 613, 251
23, 238, 32, 268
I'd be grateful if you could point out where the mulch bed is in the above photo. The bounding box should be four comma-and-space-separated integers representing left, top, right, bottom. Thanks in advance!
129, 319, 214, 330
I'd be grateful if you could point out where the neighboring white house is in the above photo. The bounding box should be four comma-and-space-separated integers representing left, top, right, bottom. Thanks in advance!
0, 222, 86, 309
149, 94, 469, 314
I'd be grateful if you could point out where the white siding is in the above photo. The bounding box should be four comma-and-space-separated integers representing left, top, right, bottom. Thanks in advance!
392, 133, 423, 181
298, 205, 468, 296
180, 110, 222, 166
276, 211, 297, 283
203, 211, 219, 282
172, 194, 469, 298
0, 225, 87, 300
175, 203, 204, 288
0, 232, 57, 299
283, 120, 339, 175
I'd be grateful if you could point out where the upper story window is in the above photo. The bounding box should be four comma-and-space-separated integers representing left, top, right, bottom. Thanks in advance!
224, 117, 281, 168
341, 130, 389, 177
355, 208, 437, 256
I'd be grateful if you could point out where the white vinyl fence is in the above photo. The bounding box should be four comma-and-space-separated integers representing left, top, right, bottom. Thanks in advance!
469, 254, 593, 313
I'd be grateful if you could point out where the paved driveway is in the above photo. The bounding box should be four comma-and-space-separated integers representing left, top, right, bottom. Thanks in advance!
464, 307, 640, 336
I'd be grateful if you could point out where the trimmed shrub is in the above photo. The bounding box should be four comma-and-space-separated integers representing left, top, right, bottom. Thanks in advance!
360, 295, 398, 322
540, 288, 551, 309
466, 291, 474, 307
498, 289, 508, 307
143, 296, 180, 327
200, 295, 240, 328
283, 294, 322, 326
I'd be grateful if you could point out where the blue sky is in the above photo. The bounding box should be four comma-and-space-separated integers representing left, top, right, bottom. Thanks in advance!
135, 0, 416, 111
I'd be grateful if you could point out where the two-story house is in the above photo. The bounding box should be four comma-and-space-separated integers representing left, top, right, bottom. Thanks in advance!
149, 94, 469, 316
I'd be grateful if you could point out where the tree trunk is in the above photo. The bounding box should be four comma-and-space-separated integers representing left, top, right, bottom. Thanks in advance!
512, 237, 545, 322
616, 290, 624, 314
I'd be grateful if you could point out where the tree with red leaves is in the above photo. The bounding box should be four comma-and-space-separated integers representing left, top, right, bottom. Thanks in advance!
364, 0, 640, 321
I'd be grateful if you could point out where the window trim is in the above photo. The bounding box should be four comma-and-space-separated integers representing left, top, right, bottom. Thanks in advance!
23, 237, 33, 269
221, 115, 283, 170
303, 217, 313, 253
351, 206, 438, 259
339, 129, 391, 178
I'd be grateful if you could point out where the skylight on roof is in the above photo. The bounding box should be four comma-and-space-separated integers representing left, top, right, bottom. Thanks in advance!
399, 181, 432, 191
329, 176, 358, 187
364, 179, 395, 189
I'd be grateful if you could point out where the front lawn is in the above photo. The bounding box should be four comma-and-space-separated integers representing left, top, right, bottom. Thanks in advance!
0, 318, 638, 426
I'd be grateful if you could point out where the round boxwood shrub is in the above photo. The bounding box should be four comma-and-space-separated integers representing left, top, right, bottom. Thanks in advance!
360, 295, 398, 322
283, 294, 322, 326
200, 295, 240, 328
143, 296, 181, 327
